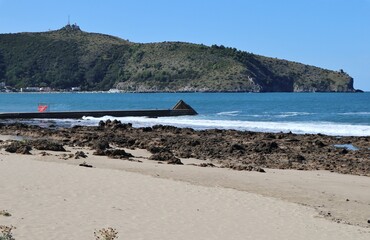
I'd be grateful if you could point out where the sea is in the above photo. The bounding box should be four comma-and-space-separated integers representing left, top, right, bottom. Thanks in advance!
0, 92, 369, 136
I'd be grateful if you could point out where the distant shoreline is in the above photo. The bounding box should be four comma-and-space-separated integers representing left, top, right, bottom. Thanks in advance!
0, 90, 367, 94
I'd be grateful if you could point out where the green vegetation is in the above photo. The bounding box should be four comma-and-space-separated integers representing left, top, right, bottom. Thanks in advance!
94, 227, 118, 240
0, 25, 355, 92
0, 210, 11, 217
0, 225, 15, 240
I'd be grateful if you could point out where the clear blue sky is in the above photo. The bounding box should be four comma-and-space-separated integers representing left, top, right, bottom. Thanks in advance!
1, 0, 369, 90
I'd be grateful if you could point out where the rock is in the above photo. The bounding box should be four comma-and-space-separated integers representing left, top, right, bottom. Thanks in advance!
149, 150, 182, 164
188, 140, 200, 146
167, 158, 183, 165
93, 149, 105, 156
230, 143, 245, 152
105, 149, 133, 159
314, 140, 326, 148
5, 142, 32, 154
251, 141, 279, 153
340, 149, 348, 154
92, 140, 110, 151
98, 120, 105, 128
265, 133, 276, 139
150, 152, 176, 161
289, 154, 306, 163
1, 120, 370, 177
141, 127, 153, 132
367, 219, 370, 224
147, 146, 169, 154
40, 151, 51, 156
19, 145, 32, 154
31, 139, 66, 152
198, 163, 216, 167
79, 161, 93, 168
75, 151, 87, 159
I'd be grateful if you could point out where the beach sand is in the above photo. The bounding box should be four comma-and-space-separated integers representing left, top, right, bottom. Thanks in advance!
0, 141, 369, 239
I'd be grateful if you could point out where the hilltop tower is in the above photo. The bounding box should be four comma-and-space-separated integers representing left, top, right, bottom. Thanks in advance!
62, 15, 81, 31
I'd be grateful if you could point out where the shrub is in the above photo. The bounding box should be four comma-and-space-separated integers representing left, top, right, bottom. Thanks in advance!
0, 210, 11, 217
0, 225, 16, 240
94, 227, 118, 240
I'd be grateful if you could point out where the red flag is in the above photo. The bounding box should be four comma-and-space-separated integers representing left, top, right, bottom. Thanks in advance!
38, 105, 48, 112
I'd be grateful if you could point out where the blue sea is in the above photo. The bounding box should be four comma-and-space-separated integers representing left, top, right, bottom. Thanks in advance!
0, 92, 369, 136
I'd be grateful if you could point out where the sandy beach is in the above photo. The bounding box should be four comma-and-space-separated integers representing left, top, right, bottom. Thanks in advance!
1, 135, 370, 239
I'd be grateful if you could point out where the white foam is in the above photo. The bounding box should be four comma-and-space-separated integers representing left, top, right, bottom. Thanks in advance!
216, 111, 241, 116
79, 116, 370, 136
276, 112, 313, 118
338, 112, 370, 116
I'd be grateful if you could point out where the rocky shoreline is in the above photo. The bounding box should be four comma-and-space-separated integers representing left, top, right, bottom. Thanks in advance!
1, 120, 369, 176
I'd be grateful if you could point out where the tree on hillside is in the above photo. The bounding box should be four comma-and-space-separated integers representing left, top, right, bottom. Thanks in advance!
0, 51, 5, 81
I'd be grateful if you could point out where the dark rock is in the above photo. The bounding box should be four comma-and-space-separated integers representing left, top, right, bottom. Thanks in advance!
1, 119, 370, 177
98, 120, 105, 128
150, 152, 176, 161
167, 158, 183, 165
314, 140, 326, 148
255, 167, 266, 173
75, 151, 87, 159
79, 162, 93, 168
141, 127, 153, 132
198, 163, 216, 167
289, 154, 306, 163
31, 139, 66, 152
230, 143, 245, 152
40, 151, 51, 156
286, 138, 300, 142
5, 142, 32, 154
265, 133, 276, 139
251, 141, 279, 153
188, 140, 200, 146
93, 149, 105, 156
340, 149, 349, 154
105, 149, 133, 159
93, 140, 110, 151
147, 146, 169, 154
19, 145, 32, 154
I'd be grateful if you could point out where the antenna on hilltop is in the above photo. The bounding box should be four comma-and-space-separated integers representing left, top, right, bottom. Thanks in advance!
68, 15, 70, 25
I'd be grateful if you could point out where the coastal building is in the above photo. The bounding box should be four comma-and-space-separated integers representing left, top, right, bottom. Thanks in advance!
40, 87, 52, 92
21, 87, 40, 92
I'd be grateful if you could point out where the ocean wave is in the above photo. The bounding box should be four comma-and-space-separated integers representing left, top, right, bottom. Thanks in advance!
275, 112, 313, 118
80, 116, 370, 136
338, 112, 370, 116
216, 111, 241, 116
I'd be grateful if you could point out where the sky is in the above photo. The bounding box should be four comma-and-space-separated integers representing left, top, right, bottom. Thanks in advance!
0, 0, 369, 90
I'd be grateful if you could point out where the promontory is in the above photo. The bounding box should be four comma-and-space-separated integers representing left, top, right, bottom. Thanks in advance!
0, 25, 355, 92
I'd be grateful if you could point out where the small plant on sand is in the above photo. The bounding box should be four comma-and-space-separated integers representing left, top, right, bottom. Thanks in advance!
94, 227, 118, 240
0, 210, 11, 217
0, 225, 16, 240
